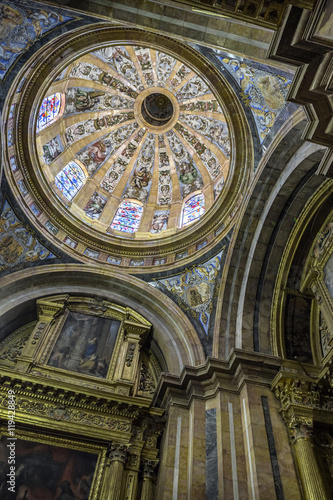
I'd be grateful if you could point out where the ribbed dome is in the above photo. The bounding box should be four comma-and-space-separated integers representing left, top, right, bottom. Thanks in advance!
36, 45, 230, 239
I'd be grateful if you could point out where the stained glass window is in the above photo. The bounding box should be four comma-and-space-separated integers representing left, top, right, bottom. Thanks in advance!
37, 93, 61, 131
111, 201, 143, 233
182, 193, 205, 226
55, 161, 86, 201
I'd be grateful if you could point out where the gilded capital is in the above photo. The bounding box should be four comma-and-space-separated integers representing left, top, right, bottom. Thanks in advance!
106, 443, 130, 463
142, 459, 159, 479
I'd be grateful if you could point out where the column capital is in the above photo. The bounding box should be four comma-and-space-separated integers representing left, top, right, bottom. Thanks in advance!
107, 443, 130, 463
142, 459, 159, 479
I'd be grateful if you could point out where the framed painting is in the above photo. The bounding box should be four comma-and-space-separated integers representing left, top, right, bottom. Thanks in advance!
47, 310, 121, 378
0, 430, 104, 500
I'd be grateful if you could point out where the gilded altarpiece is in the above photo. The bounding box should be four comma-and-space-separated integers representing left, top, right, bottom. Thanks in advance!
0, 295, 164, 500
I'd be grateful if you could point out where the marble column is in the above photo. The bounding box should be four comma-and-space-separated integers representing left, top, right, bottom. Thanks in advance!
140, 459, 158, 500
291, 421, 330, 500
104, 443, 130, 500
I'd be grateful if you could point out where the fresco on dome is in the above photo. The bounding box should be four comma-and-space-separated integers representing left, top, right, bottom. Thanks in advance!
166, 130, 204, 197
130, 259, 144, 266
182, 193, 205, 226
70, 61, 139, 99
156, 51, 176, 87
48, 310, 120, 378
151, 209, 169, 233
64, 235, 78, 249
110, 201, 143, 234
76, 121, 138, 176
179, 114, 230, 158
64, 87, 134, 116
153, 257, 166, 265
167, 63, 192, 91
107, 255, 121, 265
179, 99, 222, 113
9, 155, 17, 172
100, 128, 145, 193
155, 250, 224, 335
42, 134, 64, 164
218, 55, 292, 143
84, 248, 99, 259
0, 436, 98, 500
45, 220, 59, 236
65, 111, 134, 145
29, 202, 41, 217
176, 250, 188, 260
175, 122, 221, 180
134, 46, 154, 86
175, 75, 210, 101
157, 135, 172, 205
17, 179, 28, 197
0, 1, 72, 80
84, 191, 107, 220
122, 133, 154, 203
0, 199, 55, 271
55, 162, 86, 201
93, 46, 143, 90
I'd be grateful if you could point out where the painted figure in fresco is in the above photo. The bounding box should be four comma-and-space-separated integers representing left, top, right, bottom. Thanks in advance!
86, 139, 111, 166
75, 89, 104, 112
151, 213, 168, 232
129, 166, 152, 189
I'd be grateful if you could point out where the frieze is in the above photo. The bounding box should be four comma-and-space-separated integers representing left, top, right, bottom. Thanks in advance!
0, 375, 146, 419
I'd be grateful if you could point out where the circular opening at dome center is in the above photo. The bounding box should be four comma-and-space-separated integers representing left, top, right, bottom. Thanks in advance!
141, 93, 173, 126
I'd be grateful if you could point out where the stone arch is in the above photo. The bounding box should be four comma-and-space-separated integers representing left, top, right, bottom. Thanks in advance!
218, 108, 327, 358
0, 265, 205, 375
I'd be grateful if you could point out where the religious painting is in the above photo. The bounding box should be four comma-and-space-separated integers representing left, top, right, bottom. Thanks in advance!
29, 203, 41, 217
48, 311, 120, 378
0, 435, 98, 500
42, 135, 64, 164
45, 220, 59, 236
63, 236, 78, 249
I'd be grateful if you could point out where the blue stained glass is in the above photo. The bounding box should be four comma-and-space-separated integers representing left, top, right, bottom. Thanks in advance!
182, 193, 205, 226
55, 161, 86, 201
111, 201, 143, 233
37, 93, 61, 132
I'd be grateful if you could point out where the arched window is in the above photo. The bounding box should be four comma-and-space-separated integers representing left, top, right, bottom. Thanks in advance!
37, 93, 61, 132
182, 192, 205, 226
111, 201, 143, 233
55, 161, 86, 201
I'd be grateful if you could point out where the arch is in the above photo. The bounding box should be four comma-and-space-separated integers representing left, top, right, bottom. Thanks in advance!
54, 161, 86, 201
217, 109, 327, 358
181, 192, 205, 227
0, 265, 205, 375
111, 200, 144, 234
36, 92, 62, 132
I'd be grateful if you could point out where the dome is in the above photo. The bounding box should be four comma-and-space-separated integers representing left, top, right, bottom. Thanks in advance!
36, 45, 230, 238
5, 27, 250, 269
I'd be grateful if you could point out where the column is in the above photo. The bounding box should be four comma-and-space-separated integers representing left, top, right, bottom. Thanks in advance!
290, 419, 330, 500
140, 459, 158, 500
103, 443, 130, 500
